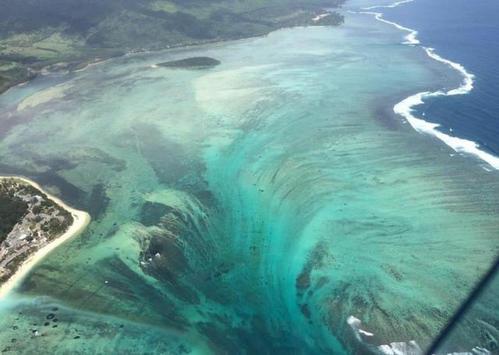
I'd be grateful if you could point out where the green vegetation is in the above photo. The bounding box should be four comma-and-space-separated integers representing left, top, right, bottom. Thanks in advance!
157, 56, 221, 69
0, 179, 73, 243
0, 0, 345, 93
0, 195, 28, 243
0, 182, 28, 242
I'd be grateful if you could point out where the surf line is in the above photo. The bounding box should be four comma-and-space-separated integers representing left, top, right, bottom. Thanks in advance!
359, 0, 499, 170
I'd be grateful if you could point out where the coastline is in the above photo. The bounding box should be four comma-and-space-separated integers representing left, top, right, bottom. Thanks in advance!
0, 176, 90, 300
360, 0, 499, 170
0, 8, 497, 352
0, 7, 344, 97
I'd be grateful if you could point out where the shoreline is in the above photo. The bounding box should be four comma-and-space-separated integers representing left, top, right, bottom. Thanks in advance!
359, 0, 499, 170
0, 176, 90, 300
0, 7, 346, 97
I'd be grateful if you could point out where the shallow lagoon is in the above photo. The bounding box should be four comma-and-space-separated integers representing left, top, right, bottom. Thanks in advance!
0, 10, 497, 354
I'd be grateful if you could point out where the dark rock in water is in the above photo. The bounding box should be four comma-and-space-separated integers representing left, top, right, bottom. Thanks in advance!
73, 336, 80, 339
44, 322, 50, 326
51, 307, 58, 311
140, 202, 172, 226
119, 324, 124, 328
129, 123, 206, 185
87, 183, 110, 220
156, 57, 220, 69
140, 233, 200, 304
52, 325, 58, 328
46, 313, 55, 320
53, 318, 58, 322
296, 271, 311, 290
96, 255, 189, 330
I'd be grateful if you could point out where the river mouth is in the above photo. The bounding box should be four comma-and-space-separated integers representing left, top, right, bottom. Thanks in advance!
0, 11, 497, 354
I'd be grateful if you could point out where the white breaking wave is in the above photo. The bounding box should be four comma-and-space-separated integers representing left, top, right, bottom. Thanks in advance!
347, 315, 491, 355
360, 0, 499, 170
347, 315, 423, 354
363, 0, 415, 10
378, 341, 422, 355
347, 316, 375, 341
423, 47, 474, 95
359, 10, 420, 45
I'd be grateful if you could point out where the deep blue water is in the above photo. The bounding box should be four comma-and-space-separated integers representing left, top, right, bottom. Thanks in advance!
383, 0, 499, 156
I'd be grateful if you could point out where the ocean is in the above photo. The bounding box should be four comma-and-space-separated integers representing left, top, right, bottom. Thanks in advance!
0, 1, 497, 354
374, 0, 499, 168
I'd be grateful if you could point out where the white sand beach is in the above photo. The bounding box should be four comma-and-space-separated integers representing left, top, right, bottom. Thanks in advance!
0, 176, 90, 299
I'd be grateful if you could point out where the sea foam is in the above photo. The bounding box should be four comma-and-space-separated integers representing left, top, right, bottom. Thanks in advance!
360, 10, 420, 45
363, 0, 415, 10
347, 316, 374, 341
347, 315, 490, 355
361, 0, 499, 170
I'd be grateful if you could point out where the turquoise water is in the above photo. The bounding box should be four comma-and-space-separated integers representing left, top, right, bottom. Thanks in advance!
0, 10, 498, 354
433, 259, 499, 354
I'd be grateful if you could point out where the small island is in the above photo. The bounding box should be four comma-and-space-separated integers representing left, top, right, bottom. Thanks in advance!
0, 177, 90, 298
156, 57, 221, 70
